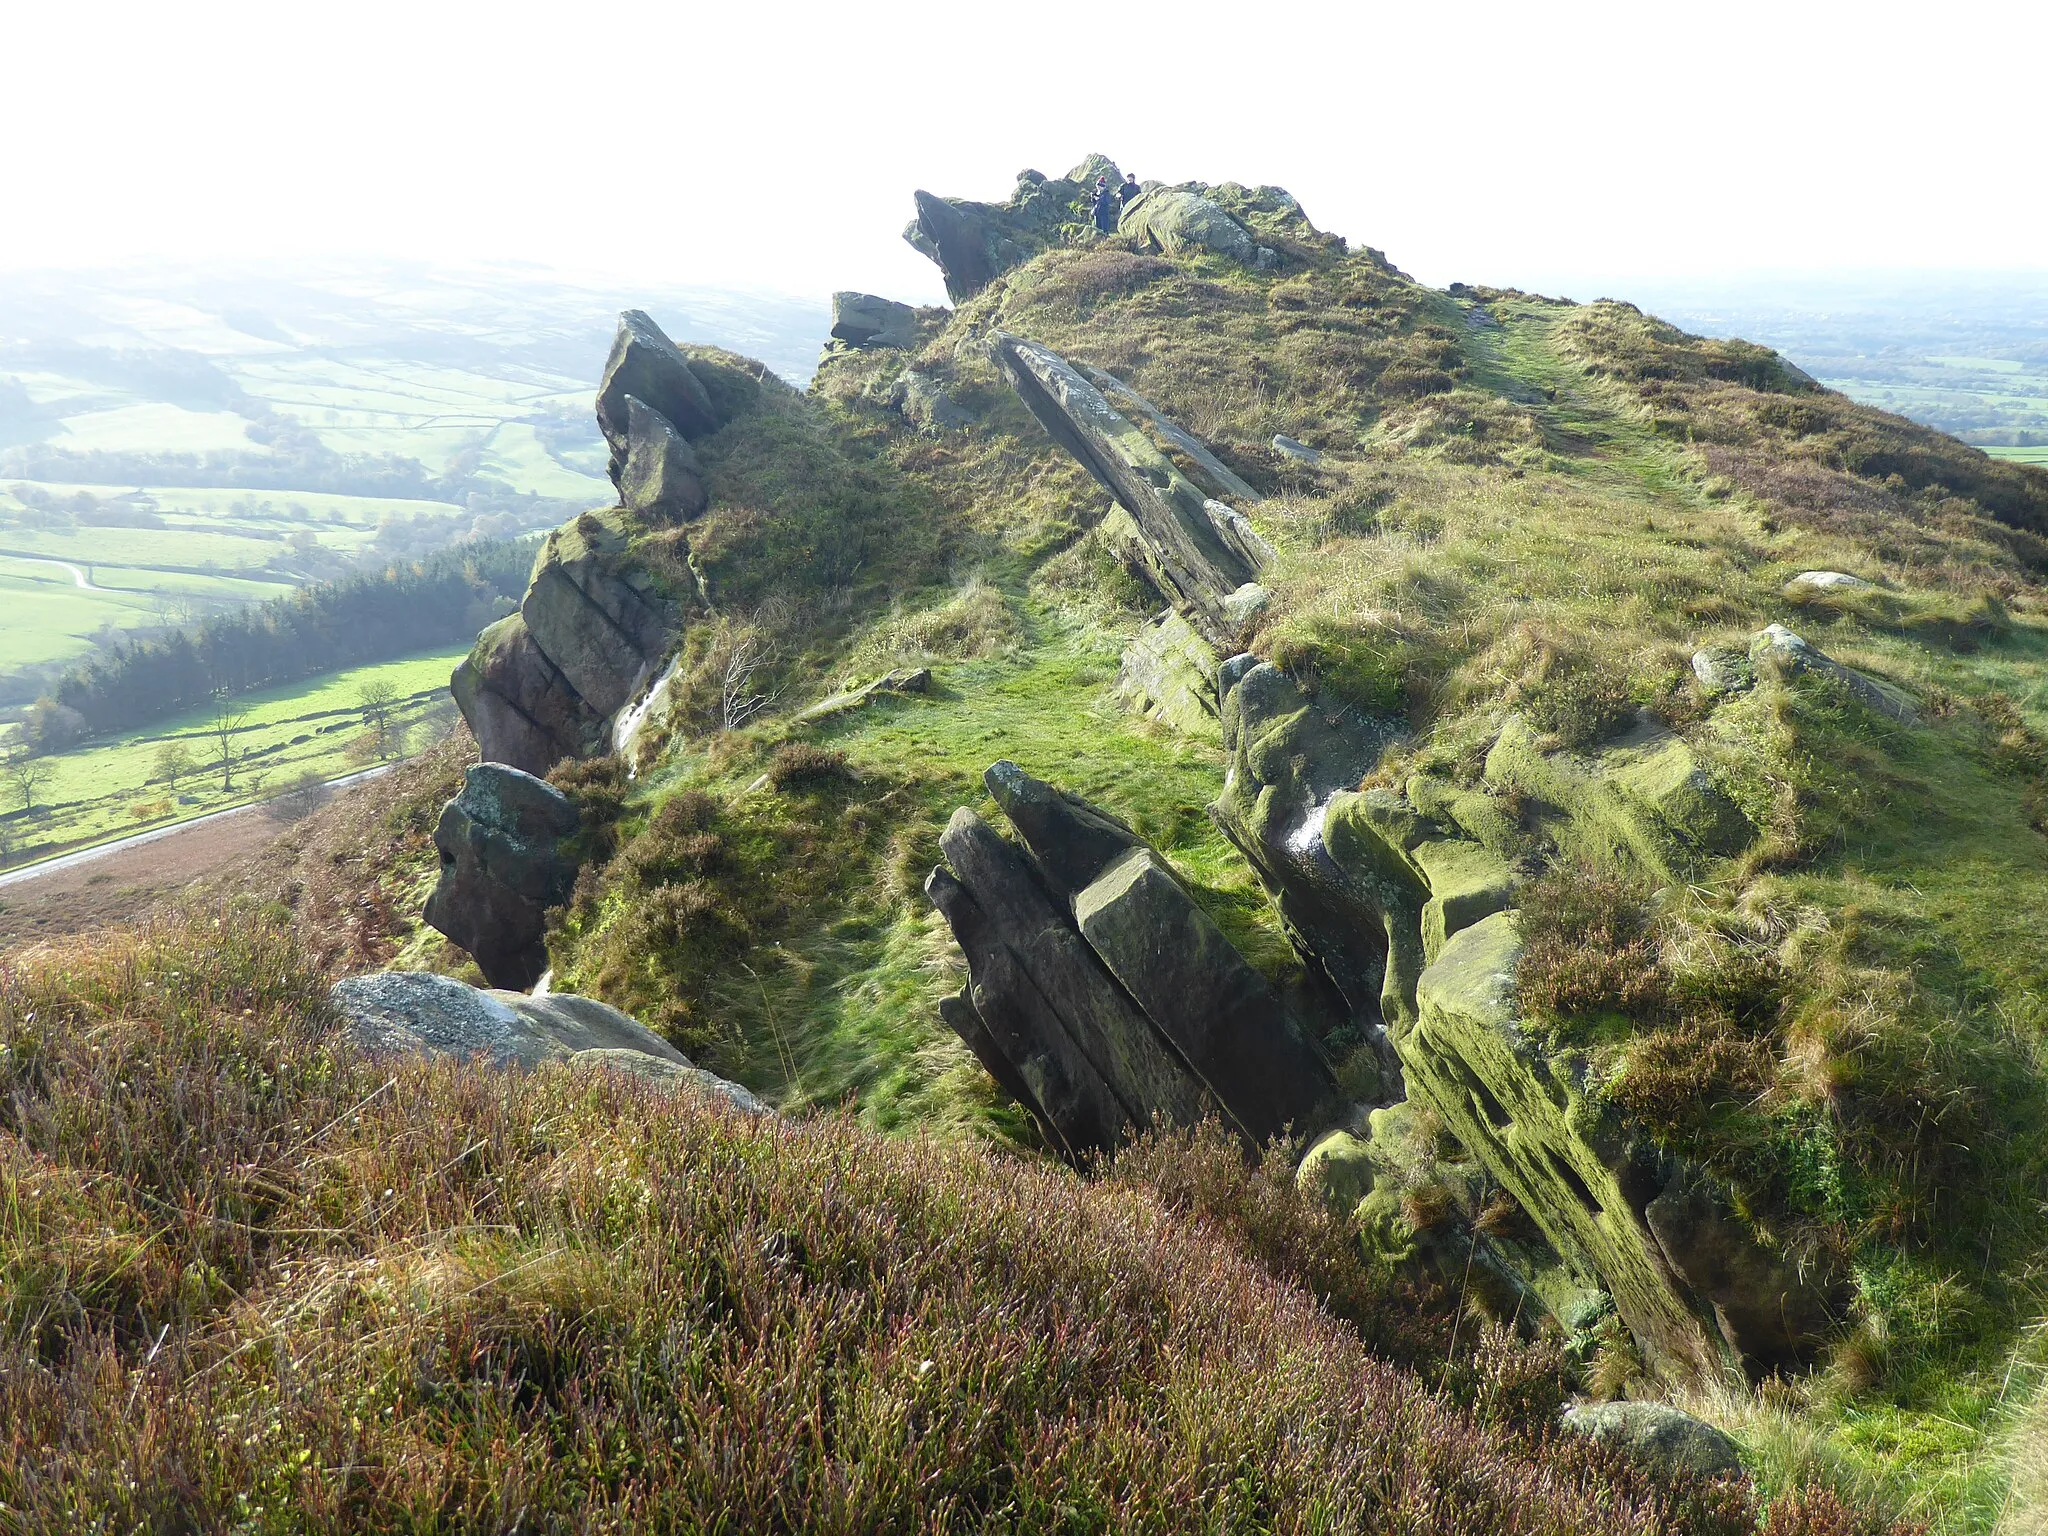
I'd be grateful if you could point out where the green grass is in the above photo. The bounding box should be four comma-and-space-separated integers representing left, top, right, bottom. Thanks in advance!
1986, 446, 2048, 465
0, 646, 468, 865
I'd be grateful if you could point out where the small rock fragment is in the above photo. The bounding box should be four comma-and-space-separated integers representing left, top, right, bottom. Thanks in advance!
1272, 434, 1323, 464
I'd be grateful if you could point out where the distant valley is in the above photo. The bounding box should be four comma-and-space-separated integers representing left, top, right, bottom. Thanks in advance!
0, 263, 829, 705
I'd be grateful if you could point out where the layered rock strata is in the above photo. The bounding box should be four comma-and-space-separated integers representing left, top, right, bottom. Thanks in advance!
453, 310, 730, 776
927, 760, 1335, 1157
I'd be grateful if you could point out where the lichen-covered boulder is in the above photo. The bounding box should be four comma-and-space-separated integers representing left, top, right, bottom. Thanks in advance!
1560, 1401, 1743, 1480
595, 310, 719, 472
617, 397, 708, 524
1119, 187, 1270, 267
422, 763, 579, 989
1482, 712, 1753, 882
518, 508, 677, 720
330, 972, 765, 1111
335, 971, 673, 1068
830, 291, 917, 349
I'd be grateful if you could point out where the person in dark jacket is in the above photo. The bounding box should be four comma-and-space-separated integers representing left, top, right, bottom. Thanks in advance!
1090, 177, 1119, 233
1118, 172, 1141, 207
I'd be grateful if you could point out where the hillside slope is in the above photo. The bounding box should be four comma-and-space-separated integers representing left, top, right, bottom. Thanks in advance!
22, 157, 2048, 1530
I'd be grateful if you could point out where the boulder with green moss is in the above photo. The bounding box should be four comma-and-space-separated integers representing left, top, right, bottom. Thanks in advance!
617, 397, 708, 524
422, 763, 579, 989
903, 163, 1106, 302
1115, 610, 1221, 739
450, 610, 606, 776
1481, 713, 1753, 883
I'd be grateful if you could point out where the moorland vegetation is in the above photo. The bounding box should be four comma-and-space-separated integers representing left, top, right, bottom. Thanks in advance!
9, 158, 2048, 1531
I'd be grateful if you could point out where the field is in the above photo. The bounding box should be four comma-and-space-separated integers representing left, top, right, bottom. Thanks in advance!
0, 263, 828, 698
1637, 272, 2048, 445
0, 645, 469, 868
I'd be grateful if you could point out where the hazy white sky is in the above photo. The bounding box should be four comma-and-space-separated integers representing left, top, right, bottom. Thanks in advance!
5, 0, 2043, 306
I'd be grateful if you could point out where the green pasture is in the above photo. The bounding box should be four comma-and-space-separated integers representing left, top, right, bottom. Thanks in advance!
477, 421, 611, 499
0, 645, 469, 865
1985, 445, 2048, 465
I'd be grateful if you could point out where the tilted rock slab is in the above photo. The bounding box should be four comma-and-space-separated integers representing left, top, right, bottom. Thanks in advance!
595, 309, 720, 475
331, 971, 764, 1112
990, 334, 1264, 645
929, 760, 1333, 1155
1074, 362, 1263, 504
423, 763, 579, 990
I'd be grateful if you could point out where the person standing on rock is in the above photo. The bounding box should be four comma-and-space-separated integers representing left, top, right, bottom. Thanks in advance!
1118, 172, 1141, 208
1091, 177, 1119, 234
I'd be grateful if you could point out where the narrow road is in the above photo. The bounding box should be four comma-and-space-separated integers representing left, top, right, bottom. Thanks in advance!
3, 554, 105, 591
0, 762, 395, 891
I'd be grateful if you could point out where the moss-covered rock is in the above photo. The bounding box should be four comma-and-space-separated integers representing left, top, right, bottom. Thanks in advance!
1115, 610, 1221, 740
1482, 713, 1753, 883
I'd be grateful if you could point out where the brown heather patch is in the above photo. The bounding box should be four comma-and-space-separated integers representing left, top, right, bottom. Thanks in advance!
0, 914, 1897, 1533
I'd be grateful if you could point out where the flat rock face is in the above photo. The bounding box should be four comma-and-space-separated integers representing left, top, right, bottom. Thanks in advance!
830, 291, 917, 348
1115, 610, 1221, 741
595, 309, 718, 468
450, 612, 607, 778
1073, 845, 1333, 1144
1560, 1401, 1744, 1481
618, 397, 708, 524
422, 763, 580, 990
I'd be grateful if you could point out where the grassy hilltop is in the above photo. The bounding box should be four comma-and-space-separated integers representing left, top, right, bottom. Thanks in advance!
9, 166, 2048, 1529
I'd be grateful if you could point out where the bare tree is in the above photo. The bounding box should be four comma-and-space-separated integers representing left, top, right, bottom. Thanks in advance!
719, 632, 780, 731
6, 747, 52, 816
206, 689, 254, 792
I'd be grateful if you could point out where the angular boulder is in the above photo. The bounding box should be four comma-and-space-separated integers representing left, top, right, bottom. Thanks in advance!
890, 368, 975, 432
422, 763, 580, 989
930, 760, 1333, 1154
330, 971, 765, 1111
902, 166, 1094, 302
618, 397, 708, 524
830, 291, 918, 349
595, 310, 719, 473
1073, 845, 1334, 1144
